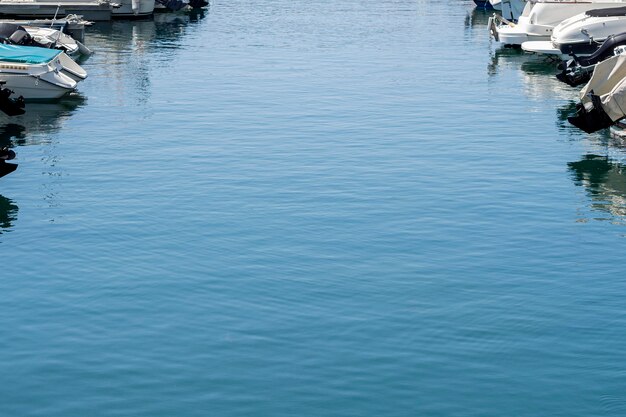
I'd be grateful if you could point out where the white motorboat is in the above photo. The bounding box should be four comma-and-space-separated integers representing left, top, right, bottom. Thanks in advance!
522, 7, 626, 57
489, 0, 626, 46
0, 44, 86, 99
0, 22, 91, 55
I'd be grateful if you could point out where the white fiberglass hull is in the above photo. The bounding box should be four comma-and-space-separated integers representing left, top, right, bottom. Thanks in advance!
0, 71, 75, 99
550, 10, 626, 55
521, 40, 569, 58
0, 50, 86, 100
56, 52, 87, 82
491, 1, 626, 45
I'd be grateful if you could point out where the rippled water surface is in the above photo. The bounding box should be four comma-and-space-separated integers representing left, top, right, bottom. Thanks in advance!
2, 1, 626, 416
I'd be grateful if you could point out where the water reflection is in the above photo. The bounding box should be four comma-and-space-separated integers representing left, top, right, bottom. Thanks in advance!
83, 10, 206, 105
0, 194, 18, 235
464, 7, 493, 30
569, 154, 626, 221
0, 94, 86, 146
87, 9, 206, 49
489, 46, 578, 101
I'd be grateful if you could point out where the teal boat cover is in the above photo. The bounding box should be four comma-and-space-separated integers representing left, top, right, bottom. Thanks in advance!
0, 44, 60, 64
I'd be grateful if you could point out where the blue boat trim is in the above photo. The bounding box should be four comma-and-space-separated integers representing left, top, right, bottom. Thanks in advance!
0, 44, 60, 64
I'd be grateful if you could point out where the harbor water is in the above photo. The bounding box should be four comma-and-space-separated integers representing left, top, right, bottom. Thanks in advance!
2, 1, 626, 415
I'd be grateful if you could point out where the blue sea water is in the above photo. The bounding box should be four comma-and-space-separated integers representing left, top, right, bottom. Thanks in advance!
2, 1, 626, 415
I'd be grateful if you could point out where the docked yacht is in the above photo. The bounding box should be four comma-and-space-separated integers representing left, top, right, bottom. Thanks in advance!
523, 7, 626, 57
489, 0, 626, 46
0, 44, 86, 99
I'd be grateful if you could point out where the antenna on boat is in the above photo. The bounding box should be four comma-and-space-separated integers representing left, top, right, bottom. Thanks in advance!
52, 4, 61, 26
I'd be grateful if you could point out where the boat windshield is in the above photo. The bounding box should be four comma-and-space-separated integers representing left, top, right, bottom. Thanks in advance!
0, 44, 60, 64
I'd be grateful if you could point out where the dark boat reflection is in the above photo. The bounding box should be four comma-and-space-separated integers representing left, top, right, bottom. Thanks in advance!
465, 7, 493, 30
568, 154, 626, 221
0, 194, 18, 235
0, 94, 86, 147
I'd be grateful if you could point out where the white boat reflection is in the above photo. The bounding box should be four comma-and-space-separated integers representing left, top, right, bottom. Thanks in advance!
489, 45, 578, 101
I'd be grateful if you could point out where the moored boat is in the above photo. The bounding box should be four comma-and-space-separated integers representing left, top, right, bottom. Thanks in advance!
0, 44, 86, 99
0, 22, 91, 55
489, 0, 626, 46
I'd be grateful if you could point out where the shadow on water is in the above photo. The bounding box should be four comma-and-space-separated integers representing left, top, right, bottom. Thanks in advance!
569, 154, 626, 222
87, 8, 206, 48
0, 94, 86, 147
0, 194, 18, 236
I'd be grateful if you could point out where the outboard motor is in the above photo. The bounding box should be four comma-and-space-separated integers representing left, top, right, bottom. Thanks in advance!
0, 82, 24, 117
0, 147, 17, 179
0, 22, 34, 47
557, 32, 626, 87
568, 93, 615, 133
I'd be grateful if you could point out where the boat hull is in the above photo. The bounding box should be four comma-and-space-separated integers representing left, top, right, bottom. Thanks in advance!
0, 72, 76, 100
491, 2, 626, 46
0, 1, 114, 20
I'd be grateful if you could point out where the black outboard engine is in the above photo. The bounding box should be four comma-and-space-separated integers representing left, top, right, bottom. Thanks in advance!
0, 22, 34, 47
0, 82, 24, 117
568, 93, 615, 133
0, 147, 17, 179
0, 82, 24, 179
557, 32, 626, 87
